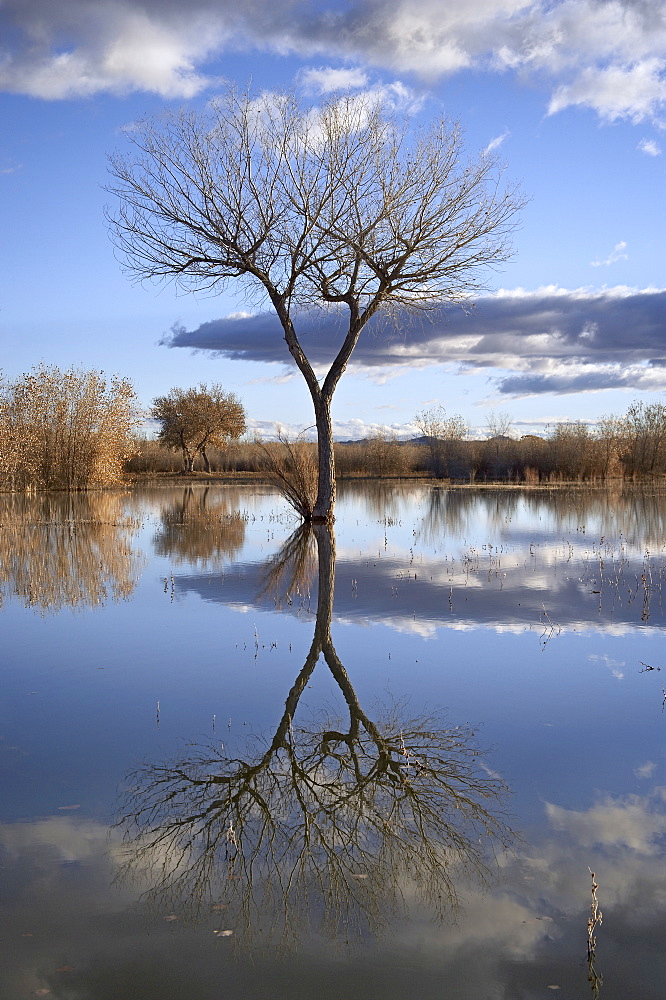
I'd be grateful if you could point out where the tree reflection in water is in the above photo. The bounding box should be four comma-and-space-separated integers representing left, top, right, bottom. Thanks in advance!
152, 487, 246, 567
116, 524, 515, 945
0, 492, 142, 611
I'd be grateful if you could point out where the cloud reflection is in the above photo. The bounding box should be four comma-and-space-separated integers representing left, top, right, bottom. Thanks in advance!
2, 782, 666, 996
173, 486, 666, 634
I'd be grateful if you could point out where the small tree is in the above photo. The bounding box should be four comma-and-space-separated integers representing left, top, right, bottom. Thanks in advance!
482, 410, 516, 480
550, 422, 594, 481
595, 415, 625, 478
485, 410, 513, 439
621, 401, 666, 477
108, 86, 524, 520
151, 384, 246, 473
415, 404, 469, 478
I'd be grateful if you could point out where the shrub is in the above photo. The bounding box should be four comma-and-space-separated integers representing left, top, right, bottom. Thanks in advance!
0, 364, 140, 491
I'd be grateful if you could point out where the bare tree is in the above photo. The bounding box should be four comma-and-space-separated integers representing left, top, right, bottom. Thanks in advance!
151, 384, 246, 473
415, 404, 470, 478
485, 410, 513, 439
482, 410, 516, 480
595, 415, 625, 479
550, 421, 595, 481
621, 401, 666, 477
108, 87, 525, 520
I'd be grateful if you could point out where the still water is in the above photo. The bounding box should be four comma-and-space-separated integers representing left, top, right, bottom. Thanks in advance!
1, 483, 665, 998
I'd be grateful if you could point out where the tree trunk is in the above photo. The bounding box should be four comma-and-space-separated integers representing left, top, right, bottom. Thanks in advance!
200, 446, 211, 473
274, 293, 368, 523
311, 395, 336, 522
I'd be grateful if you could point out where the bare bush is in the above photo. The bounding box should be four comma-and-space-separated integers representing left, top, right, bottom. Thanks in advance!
620, 401, 666, 477
335, 437, 425, 477
124, 438, 182, 474
257, 432, 318, 519
415, 405, 470, 478
0, 364, 140, 491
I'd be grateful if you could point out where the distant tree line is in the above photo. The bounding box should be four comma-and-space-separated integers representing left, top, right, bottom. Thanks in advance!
127, 399, 666, 484
413, 401, 666, 483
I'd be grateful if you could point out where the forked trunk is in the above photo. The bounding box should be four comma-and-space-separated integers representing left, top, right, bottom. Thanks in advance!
181, 450, 195, 473
277, 296, 367, 524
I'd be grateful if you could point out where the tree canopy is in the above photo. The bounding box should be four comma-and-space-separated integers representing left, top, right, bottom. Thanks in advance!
151, 383, 246, 473
108, 86, 525, 518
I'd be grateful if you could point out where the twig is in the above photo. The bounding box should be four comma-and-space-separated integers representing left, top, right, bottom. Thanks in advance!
587, 868, 603, 998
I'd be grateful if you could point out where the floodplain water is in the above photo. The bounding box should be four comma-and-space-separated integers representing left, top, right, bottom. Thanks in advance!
1, 482, 666, 998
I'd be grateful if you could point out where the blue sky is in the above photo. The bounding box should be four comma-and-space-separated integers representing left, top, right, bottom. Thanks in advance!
1, 0, 665, 439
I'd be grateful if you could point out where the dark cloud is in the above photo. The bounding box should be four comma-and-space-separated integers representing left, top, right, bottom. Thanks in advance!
497, 369, 650, 396
165, 309, 437, 369
166, 287, 666, 395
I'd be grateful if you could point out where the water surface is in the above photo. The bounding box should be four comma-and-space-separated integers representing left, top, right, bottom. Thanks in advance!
1, 484, 665, 998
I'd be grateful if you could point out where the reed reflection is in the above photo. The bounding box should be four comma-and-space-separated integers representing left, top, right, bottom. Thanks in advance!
152, 487, 246, 567
0, 492, 142, 611
116, 523, 514, 944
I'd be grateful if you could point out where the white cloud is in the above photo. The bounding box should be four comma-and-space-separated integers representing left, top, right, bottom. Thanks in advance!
298, 66, 370, 94
483, 129, 511, 155
0, 1, 225, 99
247, 417, 408, 440
247, 415, 416, 441
639, 138, 662, 156
588, 652, 625, 680
590, 241, 628, 267
548, 59, 666, 122
0, 815, 116, 865
246, 372, 297, 386
635, 761, 657, 779
3, 0, 666, 124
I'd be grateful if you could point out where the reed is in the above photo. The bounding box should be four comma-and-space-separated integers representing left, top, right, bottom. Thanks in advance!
256, 432, 318, 519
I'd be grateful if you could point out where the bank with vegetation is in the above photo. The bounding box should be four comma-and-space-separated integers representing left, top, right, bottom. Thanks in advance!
3, 364, 666, 496
129, 398, 666, 486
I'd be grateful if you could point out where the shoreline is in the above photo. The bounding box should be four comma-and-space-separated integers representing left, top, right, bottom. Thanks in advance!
2, 472, 666, 493
123, 472, 666, 491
